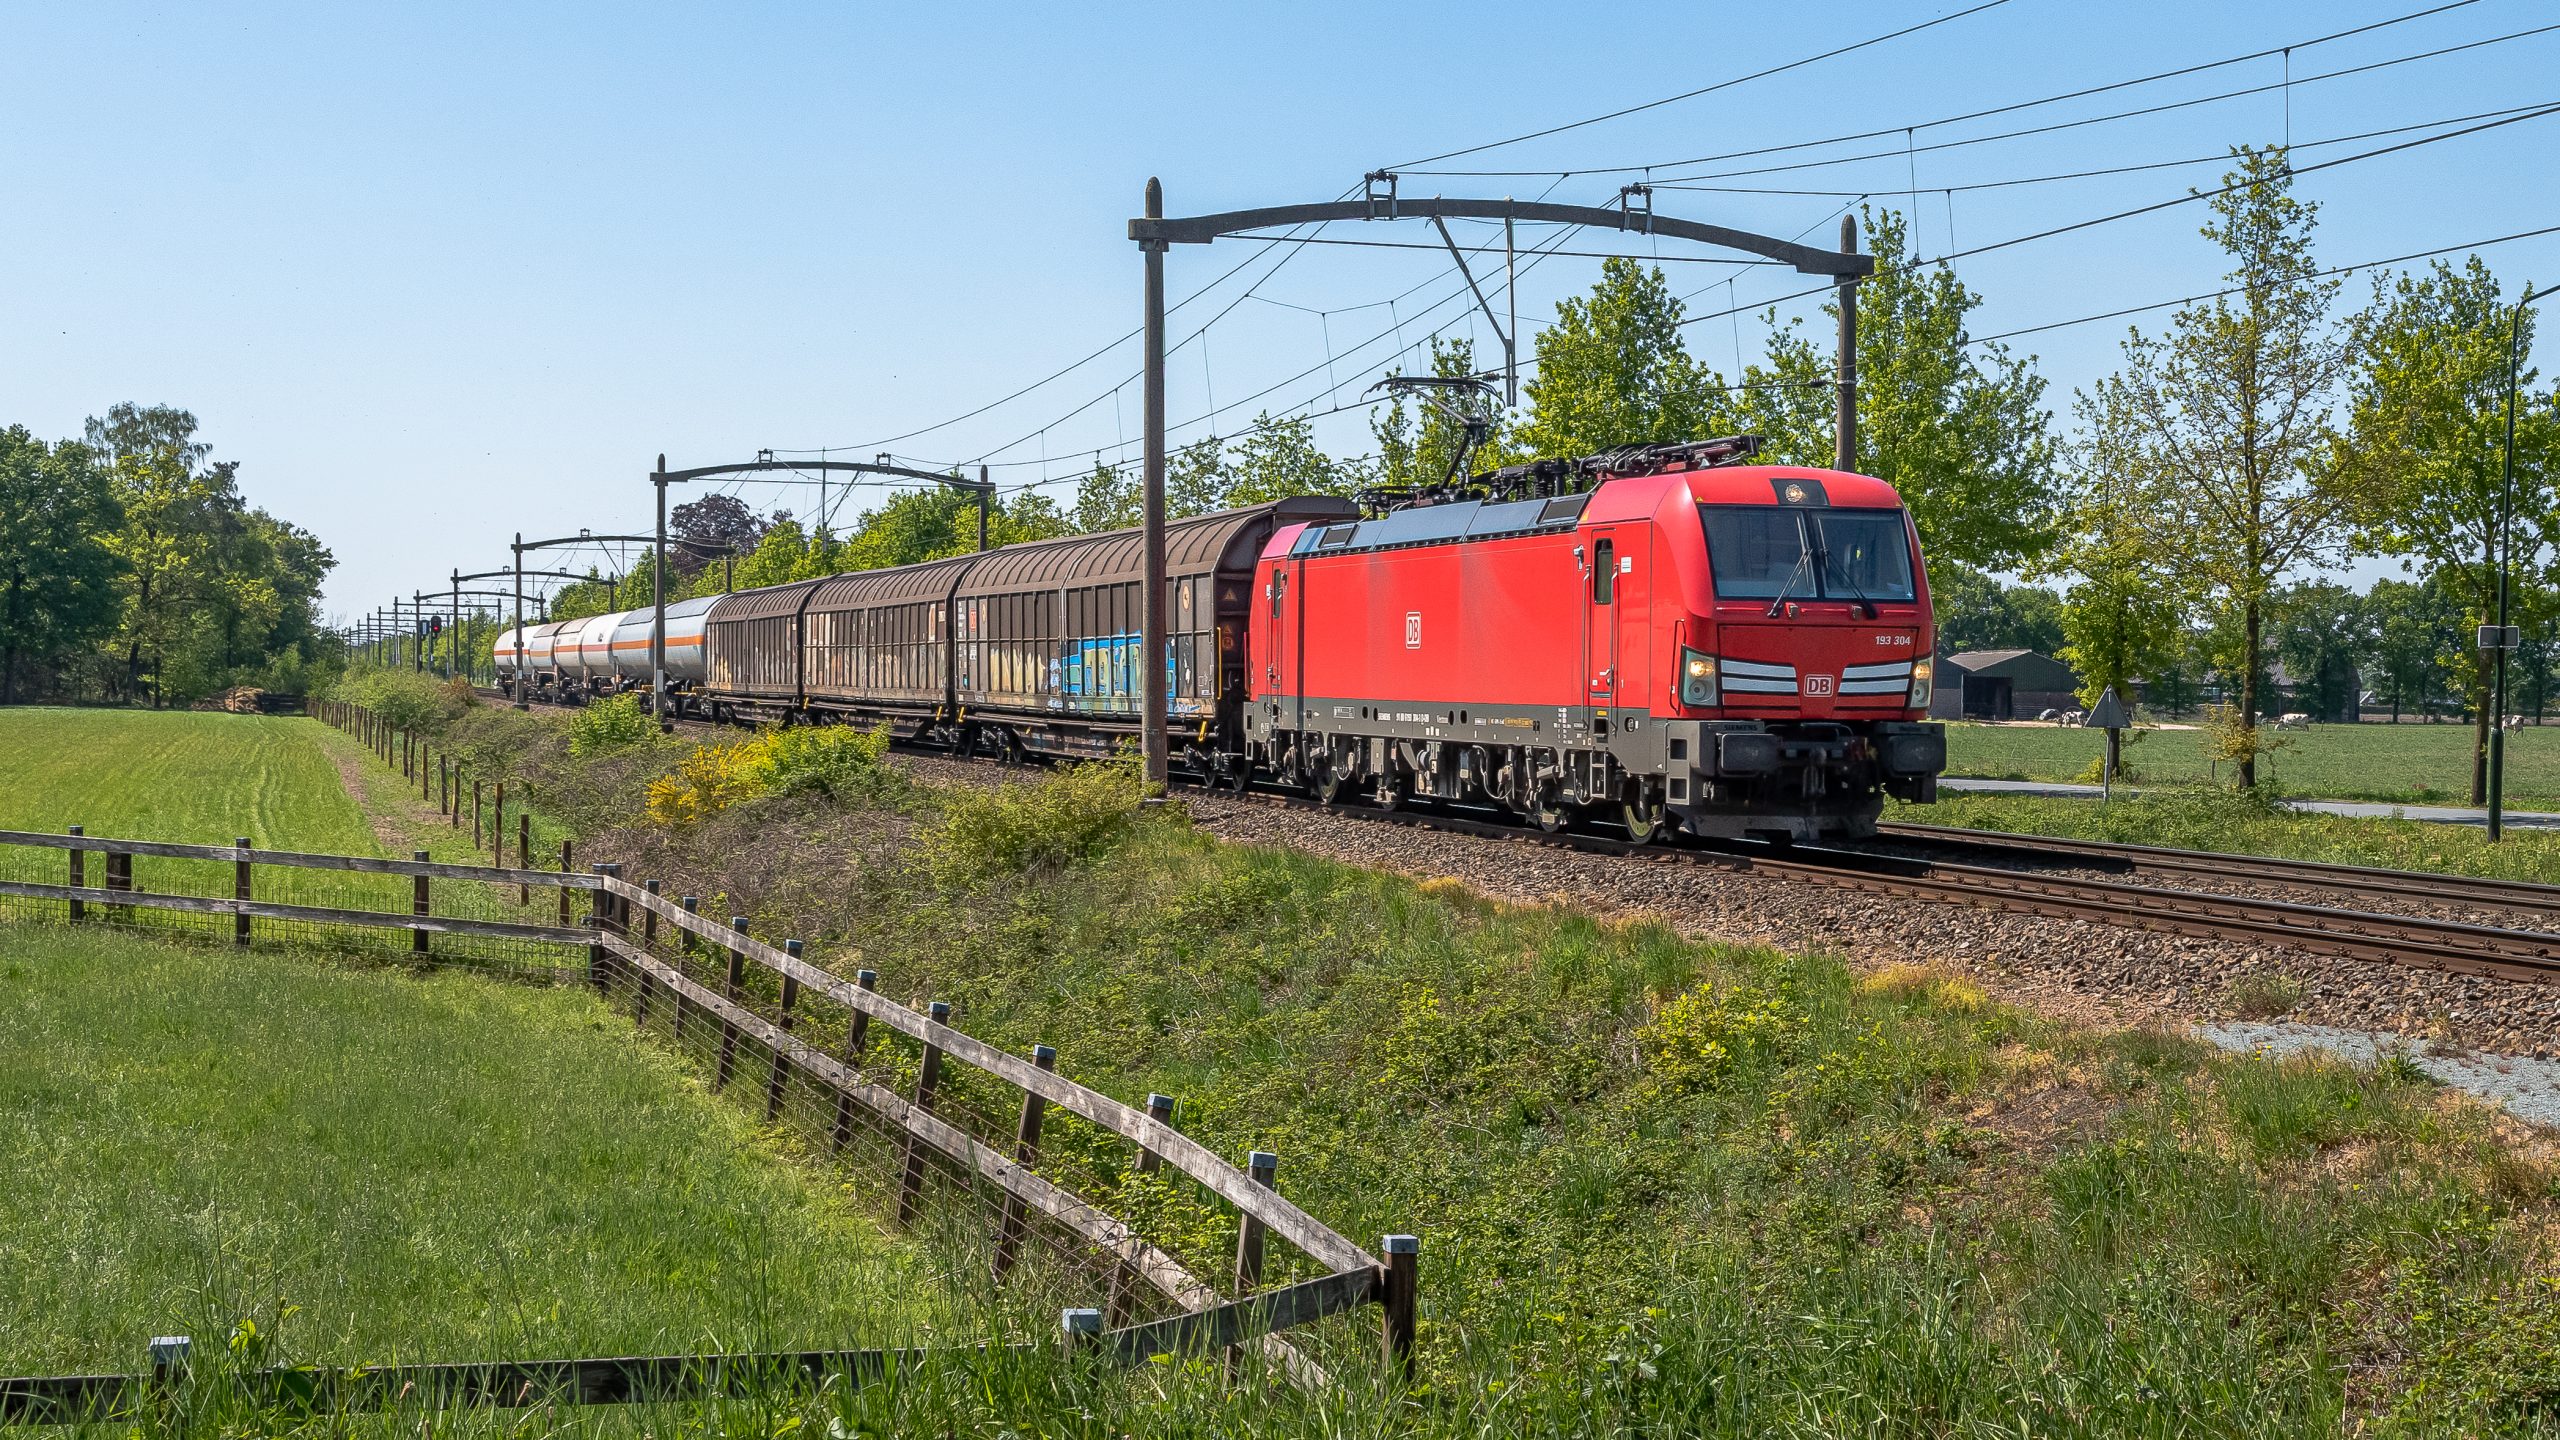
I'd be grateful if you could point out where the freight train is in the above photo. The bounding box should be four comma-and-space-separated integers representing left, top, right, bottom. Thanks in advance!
496, 438, 1945, 841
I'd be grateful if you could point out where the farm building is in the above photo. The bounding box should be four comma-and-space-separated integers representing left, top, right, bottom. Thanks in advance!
1929, 648, 2080, 721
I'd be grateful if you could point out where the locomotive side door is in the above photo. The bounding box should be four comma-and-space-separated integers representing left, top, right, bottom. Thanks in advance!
1583, 528, 1625, 730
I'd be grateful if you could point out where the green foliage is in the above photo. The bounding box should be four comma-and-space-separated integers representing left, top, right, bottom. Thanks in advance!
1638, 975, 1808, 1091
1746, 208, 2060, 571
563, 692, 659, 757
2219, 967, 2308, 1020
327, 665, 471, 734
0, 425, 125, 704
642, 722, 902, 826
757, 721, 897, 800
2083, 149, 2381, 785
1515, 257, 1724, 459
78, 403, 336, 706
924, 757, 1153, 883
1931, 561, 2066, 656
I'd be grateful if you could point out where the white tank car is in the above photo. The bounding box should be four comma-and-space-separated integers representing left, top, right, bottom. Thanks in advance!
607, 596, 718, 684
558, 611, 626, 688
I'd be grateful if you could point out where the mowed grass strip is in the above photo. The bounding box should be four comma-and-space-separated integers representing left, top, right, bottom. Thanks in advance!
0, 923, 943, 1374
1943, 718, 2560, 807
0, 709, 381, 852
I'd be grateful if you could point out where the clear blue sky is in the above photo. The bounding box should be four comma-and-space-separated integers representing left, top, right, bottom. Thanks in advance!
6, 1, 2555, 616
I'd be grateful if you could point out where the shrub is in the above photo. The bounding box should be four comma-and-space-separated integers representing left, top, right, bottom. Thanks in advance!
1638, 976, 1807, 1091
325, 667, 468, 733
759, 723, 897, 801
566, 693, 659, 758
646, 738, 768, 828
640, 722, 901, 827
925, 758, 1153, 883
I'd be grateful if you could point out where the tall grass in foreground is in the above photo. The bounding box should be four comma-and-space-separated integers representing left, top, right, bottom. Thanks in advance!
0, 923, 945, 1375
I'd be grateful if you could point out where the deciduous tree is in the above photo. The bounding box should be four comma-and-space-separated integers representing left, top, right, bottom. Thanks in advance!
2347, 255, 2560, 797
2084, 149, 2380, 786
0, 428, 124, 703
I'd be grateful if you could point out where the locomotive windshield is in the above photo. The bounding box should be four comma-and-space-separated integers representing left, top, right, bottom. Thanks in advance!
1700, 505, 1917, 603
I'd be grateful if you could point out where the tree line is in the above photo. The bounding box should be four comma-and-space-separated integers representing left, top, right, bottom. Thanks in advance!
0, 404, 337, 706
538, 147, 2548, 799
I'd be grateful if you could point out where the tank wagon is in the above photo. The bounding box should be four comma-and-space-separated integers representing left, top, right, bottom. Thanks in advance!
495, 440, 1945, 841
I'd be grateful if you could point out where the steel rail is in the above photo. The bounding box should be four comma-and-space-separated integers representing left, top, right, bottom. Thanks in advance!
1224, 795, 2560, 987
1876, 820, 2560, 920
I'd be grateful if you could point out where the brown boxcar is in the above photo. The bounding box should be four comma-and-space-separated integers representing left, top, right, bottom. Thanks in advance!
702, 577, 828, 716
802, 555, 975, 723
948, 498, 1354, 760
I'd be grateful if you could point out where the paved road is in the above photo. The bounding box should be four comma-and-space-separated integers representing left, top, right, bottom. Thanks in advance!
1940, 776, 2560, 829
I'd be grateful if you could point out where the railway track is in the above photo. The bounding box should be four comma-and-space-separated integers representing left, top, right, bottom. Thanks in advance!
481, 686, 2560, 988
1876, 821, 2560, 922
1226, 794, 2560, 989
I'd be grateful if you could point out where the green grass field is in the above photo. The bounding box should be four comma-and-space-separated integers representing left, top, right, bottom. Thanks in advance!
0, 709, 382, 851
0, 922, 942, 1375
0, 708, 960, 1397
1943, 719, 2560, 807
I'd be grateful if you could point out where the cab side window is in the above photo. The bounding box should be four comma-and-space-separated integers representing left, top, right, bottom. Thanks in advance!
1593, 539, 1615, 605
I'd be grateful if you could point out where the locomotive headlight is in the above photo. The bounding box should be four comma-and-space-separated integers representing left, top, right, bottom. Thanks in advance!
1680, 648, 1718, 707
1909, 658, 1933, 708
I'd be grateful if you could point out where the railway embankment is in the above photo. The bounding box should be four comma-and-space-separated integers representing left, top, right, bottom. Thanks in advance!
333, 674, 2560, 1431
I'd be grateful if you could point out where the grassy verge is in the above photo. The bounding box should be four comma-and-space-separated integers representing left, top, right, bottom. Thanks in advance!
0, 922, 943, 1375
1898, 787, 2560, 883
1943, 719, 2560, 808
537, 741, 2560, 1435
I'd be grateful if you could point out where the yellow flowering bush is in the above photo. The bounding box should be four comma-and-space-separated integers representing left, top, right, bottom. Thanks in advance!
643, 722, 897, 827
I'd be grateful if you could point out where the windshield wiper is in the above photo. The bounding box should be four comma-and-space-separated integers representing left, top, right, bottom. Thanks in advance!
1763, 514, 1815, 618
1820, 524, 1879, 619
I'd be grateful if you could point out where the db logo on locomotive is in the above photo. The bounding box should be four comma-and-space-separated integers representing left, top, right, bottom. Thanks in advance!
1803, 674, 1834, 697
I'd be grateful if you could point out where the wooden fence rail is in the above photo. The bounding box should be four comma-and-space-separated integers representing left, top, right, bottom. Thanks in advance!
0, 819, 1414, 1397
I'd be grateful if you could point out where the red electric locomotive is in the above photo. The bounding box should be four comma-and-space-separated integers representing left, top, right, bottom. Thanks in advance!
1244, 438, 1945, 842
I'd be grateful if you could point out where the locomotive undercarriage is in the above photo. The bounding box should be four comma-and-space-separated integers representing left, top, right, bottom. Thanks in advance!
1248, 714, 1942, 844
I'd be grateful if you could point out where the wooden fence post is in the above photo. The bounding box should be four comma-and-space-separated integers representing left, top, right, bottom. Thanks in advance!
765, 941, 802, 1122
558, 840, 574, 925
423, 743, 433, 801
714, 918, 748, 1090
412, 850, 432, 955
632, 895, 657, 1028
670, 896, 699, 1042
66, 825, 83, 921
518, 812, 531, 903
829, 968, 877, 1154
896, 1000, 950, 1227
641, 878, 659, 946
105, 846, 132, 920
992, 1043, 1057, 1282
595, 864, 624, 991
1227, 1149, 1277, 1376
492, 782, 506, 868
439, 754, 449, 814
233, 837, 253, 947
472, 780, 483, 846
1105, 1091, 1178, 1327
1381, 1234, 1419, 1379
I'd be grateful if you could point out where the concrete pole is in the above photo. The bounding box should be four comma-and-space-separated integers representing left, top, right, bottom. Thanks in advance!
1835, 214, 1859, 473
1140, 177, 1169, 786
651, 455, 669, 724
513, 533, 527, 709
